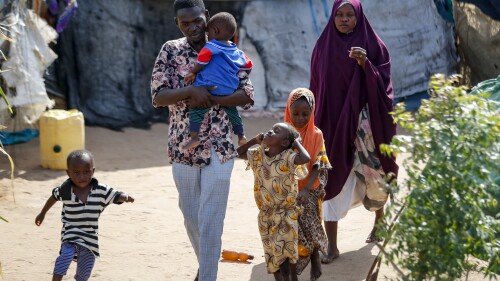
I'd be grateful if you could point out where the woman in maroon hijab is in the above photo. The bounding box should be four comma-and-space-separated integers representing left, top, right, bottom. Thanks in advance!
310, 0, 398, 264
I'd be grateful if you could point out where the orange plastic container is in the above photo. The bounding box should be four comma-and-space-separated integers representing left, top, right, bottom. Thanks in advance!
39, 109, 85, 170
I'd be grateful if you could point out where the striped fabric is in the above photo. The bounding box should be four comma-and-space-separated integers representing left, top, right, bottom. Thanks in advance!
54, 242, 95, 280
52, 178, 122, 257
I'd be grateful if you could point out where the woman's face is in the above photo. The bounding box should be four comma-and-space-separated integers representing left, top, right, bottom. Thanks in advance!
289, 98, 312, 129
334, 3, 356, 34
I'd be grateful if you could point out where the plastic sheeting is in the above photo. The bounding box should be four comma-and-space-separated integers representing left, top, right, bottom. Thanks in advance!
0, 4, 56, 132
454, 2, 500, 86
242, 0, 457, 109
456, 0, 500, 21
55, 0, 459, 127
470, 75, 500, 103
57, 1, 157, 129
57, 1, 246, 129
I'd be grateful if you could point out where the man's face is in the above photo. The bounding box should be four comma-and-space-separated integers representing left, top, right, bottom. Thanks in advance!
175, 6, 208, 44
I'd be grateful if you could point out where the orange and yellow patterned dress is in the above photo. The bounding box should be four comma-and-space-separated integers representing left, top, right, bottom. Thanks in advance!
246, 146, 308, 273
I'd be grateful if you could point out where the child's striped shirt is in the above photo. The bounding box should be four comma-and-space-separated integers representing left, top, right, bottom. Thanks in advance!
52, 178, 124, 257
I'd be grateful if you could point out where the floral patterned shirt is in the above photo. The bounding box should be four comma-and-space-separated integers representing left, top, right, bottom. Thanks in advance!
151, 37, 254, 167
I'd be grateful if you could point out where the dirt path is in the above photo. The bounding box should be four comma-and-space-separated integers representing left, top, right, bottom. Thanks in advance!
0, 117, 486, 280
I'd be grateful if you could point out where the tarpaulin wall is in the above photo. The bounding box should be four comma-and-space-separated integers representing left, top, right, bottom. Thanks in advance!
242, 0, 457, 109
56, 0, 246, 129
454, 1, 500, 86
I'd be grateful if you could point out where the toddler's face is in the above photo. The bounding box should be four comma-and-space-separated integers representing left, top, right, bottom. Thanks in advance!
67, 157, 95, 189
289, 98, 312, 129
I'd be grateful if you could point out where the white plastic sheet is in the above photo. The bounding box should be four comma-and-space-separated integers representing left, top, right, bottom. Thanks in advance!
0, 8, 56, 131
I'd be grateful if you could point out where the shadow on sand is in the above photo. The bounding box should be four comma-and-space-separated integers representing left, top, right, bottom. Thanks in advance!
249, 243, 376, 281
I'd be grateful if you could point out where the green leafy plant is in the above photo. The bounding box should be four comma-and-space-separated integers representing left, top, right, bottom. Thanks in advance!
378, 74, 499, 280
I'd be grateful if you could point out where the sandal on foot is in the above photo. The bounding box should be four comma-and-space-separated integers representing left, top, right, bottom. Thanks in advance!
320, 254, 338, 264
365, 233, 383, 243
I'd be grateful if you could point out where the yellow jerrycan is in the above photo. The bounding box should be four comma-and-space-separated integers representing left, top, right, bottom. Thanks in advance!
39, 109, 85, 170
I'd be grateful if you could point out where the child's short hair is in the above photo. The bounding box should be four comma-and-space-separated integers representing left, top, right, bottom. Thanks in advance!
284, 122, 300, 149
67, 149, 94, 168
208, 12, 237, 40
173, 0, 205, 14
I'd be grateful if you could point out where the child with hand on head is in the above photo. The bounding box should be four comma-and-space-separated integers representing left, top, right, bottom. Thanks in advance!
35, 149, 134, 281
285, 88, 331, 281
237, 122, 310, 281
183, 11, 253, 150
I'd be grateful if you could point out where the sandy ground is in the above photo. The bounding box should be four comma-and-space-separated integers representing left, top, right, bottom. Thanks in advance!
0, 117, 488, 281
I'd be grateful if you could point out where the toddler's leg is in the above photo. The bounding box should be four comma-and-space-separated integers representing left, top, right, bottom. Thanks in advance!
222, 106, 246, 145
184, 108, 207, 150
74, 244, 96, 281
53, 243, 76, 281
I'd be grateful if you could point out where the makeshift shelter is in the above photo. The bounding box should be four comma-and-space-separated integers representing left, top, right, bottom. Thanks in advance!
0, 0, 57, 133
8, 0, 496, 130
454, 0, 500, 86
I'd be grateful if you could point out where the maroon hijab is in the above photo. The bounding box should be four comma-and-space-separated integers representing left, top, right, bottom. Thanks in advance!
310, 0, 398, 201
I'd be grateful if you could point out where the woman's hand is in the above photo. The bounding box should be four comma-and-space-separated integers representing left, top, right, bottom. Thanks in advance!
349, 47, 367, 70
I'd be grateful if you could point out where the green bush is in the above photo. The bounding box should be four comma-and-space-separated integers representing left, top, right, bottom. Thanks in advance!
380, 74, 499, 280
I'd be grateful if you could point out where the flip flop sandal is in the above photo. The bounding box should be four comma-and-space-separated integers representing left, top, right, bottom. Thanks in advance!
365, 234, 383, 243
320, 254, 338, 264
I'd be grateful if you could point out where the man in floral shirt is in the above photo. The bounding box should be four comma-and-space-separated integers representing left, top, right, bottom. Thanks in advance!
150, 0, 253, 280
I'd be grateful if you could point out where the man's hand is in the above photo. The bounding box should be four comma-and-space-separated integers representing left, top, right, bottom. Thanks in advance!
188, 86, 216, 108
185, 73, 196, 84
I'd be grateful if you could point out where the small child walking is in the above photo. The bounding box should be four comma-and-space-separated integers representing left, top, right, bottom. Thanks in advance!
35, 149, 134, 281
285, 88, 332, 281
183, 11, 253, 150
237, 122, 310, 281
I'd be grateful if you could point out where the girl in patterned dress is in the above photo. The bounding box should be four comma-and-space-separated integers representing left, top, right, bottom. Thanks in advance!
237, 122, 311, 281
285, 88, 331, 280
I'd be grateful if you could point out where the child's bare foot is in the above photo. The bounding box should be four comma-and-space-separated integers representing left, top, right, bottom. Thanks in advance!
238, 135, 247, 146
183, 137, 200, 150
310, 248, 322, 281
